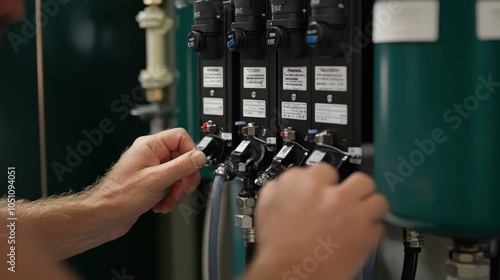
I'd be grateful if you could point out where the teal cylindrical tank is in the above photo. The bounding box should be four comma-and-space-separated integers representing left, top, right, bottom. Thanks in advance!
374, 0, 500, 238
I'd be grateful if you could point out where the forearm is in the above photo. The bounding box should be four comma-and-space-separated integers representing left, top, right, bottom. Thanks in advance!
1, 181, 133, 261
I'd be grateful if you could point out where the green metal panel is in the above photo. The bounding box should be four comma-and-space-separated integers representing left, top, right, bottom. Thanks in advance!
374, 0, 500, 238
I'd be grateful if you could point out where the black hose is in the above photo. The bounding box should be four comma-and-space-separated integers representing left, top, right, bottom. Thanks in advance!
246, 243, 255, 265
491, 239, 500, 280
401, 247, 421, 280
208, 174, 226, 280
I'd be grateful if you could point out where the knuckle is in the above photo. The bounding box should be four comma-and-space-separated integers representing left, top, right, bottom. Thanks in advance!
328, 188, 346, 208
133, 135, 151, 147
350, 172, 376, 190
312, 162, 336, 174
172, 157, 192, 174
172, 127, 188, 137
376, 194, 390, 213
278, 166, 304, 182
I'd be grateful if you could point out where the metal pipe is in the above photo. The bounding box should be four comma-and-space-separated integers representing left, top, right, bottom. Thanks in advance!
35, 0, 47, 197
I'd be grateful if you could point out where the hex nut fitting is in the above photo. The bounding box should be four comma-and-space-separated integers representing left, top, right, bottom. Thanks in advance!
235, 215, 253, 229
445, 260, 489, 279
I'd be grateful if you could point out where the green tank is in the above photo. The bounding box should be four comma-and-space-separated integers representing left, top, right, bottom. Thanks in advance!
374, 0, 500, 238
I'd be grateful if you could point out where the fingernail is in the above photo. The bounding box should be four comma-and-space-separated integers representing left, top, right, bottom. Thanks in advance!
191, 150, 207, 168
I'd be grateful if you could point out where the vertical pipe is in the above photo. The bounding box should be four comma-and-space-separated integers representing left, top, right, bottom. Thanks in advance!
35, 0, 47, 197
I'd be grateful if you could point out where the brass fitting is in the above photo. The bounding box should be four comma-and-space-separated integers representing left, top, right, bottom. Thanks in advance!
146, 88, 164, 103
144, 0, 163, 6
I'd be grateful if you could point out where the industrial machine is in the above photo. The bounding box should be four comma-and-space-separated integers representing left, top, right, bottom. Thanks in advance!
186, 0, 500, 280
188, 0, 376, 279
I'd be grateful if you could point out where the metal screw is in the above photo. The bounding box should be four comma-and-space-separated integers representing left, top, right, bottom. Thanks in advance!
251, 91, 256, 98
261, 128, 267, 137
216, 15, 221, 19
210, 90, 215, 96
341, 138, 348, 146
291, 93, 297, 101
302, 9, 307, 14
219, 127, 224, 132
338, 3, 345, 9
327, 94, 333, 103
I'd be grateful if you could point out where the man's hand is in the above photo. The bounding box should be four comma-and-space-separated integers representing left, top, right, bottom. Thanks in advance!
95, 128, 207, 225
246, 164, 389, 280
6, 128, 207, 261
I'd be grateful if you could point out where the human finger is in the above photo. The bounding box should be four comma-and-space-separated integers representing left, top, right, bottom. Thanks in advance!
153, 128, 197, 162
150, 150, 206, 189
337, 172, 376, 201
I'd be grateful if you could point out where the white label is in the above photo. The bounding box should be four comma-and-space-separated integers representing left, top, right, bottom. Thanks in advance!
315, 66, 347, 91
276, 145, 292, 159
203, 67, 224, 88
372, 1, 440, 43
315, 103, 348, 125
221, 132, 232, 141
267, 137, 277, 145
477, 1, 500, 40
197, 136, 213, 150
282, 102, 308, 120
203, 98, 224, 116
235, 140, 251, 153
243, 99, 266, 118
243, 67, 267, 89
306, 150, 327, 166
348, 147, 362, 165
283, 67, 307, 91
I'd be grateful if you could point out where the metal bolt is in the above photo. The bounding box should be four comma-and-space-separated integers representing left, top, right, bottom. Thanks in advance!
338, 3, 345, 9
251, 91, 256, 98
245, 198, 256, 207
238, 163, 247, 172
261, 128, 267, 137
341, 138, 348, 146
302, 9, 307, 14
210, 90, 215, 96
327, 94, 333, 103
216, 15, 221, 20
291, 93, 297, 101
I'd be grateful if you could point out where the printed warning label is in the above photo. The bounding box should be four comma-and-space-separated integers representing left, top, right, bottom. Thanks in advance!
203, 97, 224, 116
315, 66, 347, 91
243, 99, 266, 118
243, 67, 266, 89
372, 1, 440, 43
282, 102, 307, 120
203, 67, 223, 88
283, 67, 307, 91
476, 1, 500, 40
315, 103, 348, 125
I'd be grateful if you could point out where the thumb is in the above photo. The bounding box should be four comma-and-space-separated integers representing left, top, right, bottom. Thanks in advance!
152, 150, 207, 188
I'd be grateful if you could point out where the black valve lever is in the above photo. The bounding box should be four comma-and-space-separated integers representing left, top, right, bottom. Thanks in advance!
255, 142, 309, 186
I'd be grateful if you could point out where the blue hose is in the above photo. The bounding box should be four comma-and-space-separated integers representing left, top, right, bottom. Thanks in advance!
362, 249, 377, 280
208, 174, 226, 280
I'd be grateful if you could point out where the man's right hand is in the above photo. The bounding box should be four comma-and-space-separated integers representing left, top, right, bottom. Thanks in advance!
246, 163, 389, 280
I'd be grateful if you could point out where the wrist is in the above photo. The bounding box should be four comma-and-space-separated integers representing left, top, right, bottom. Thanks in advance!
88, 179, 137, 240
244, 252, 295, 280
